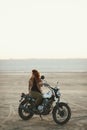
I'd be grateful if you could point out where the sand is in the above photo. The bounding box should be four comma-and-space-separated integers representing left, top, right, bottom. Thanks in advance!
0, 72, 87, 130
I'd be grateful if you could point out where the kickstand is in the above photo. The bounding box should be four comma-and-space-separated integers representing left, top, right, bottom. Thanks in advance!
39, 114, 43, 120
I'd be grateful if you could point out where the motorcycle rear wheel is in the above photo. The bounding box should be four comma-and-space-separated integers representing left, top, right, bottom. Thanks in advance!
18, 100, 34, 120
52, 102, 71, 125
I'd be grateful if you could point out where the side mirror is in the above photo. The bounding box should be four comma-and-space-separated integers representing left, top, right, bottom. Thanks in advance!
41, 75, 45, 80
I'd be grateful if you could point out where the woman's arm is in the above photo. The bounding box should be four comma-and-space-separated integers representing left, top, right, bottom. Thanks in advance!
28, 79, 33, 93
37, 79, 43, 93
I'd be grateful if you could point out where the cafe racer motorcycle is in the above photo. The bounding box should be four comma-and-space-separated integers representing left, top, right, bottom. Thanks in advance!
18, 75, 71, 125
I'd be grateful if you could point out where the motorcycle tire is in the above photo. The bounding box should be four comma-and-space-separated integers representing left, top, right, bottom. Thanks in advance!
18, 100, 34, 120
52, 102, 71, 125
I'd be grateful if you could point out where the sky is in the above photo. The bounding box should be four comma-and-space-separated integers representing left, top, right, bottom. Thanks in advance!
0, 0, 87, 59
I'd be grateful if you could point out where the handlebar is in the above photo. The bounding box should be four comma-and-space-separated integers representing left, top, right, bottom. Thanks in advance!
43, 82, 58, 90
43, 83, 50, 86
43, 82, 60, 91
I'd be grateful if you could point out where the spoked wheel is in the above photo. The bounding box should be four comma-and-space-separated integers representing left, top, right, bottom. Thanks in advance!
52, 102, 71, 125
18, 100, 34, 120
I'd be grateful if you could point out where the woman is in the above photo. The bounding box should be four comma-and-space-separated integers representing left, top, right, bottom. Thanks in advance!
28, 69, 43, 110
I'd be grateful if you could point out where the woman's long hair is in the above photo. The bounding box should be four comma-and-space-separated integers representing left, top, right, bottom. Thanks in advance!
32, 69, 40, 82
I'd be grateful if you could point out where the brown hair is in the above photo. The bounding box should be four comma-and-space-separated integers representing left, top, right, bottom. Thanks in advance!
32, 69, 40, 81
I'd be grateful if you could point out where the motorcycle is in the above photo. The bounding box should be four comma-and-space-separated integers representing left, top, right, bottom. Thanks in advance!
18, 75, 71, 125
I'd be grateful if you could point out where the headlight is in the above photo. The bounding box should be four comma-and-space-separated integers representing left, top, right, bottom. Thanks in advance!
56, 90, 61, 97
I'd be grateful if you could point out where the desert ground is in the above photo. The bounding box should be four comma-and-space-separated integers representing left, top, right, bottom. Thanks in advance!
0, 72, 87, 130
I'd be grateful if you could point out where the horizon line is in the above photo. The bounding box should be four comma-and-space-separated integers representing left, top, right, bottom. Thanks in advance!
0, 58, 87, 60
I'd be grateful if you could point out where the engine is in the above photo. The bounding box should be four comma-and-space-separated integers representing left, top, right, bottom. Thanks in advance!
38, 98, 53, 115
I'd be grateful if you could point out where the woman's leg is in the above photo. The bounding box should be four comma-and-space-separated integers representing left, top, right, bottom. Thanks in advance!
30, 91, 42, 106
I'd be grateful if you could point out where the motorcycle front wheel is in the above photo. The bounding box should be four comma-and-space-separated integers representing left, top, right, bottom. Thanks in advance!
18, 100, 34, 120
52, 102, 71, 125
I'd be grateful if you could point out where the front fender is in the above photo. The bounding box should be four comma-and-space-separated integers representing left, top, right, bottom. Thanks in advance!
56, 102, 68, 107
53, 102, 68, 112
52, 102, 71, 115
